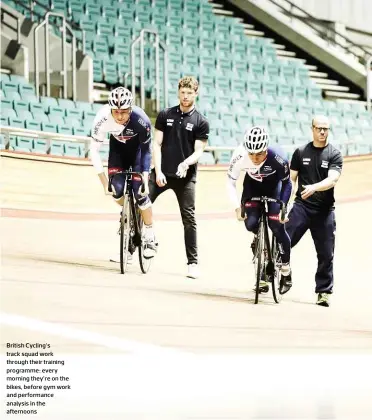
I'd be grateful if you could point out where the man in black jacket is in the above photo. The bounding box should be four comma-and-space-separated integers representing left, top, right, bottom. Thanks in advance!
286, 115, 343, 307
149, 76, 210, 279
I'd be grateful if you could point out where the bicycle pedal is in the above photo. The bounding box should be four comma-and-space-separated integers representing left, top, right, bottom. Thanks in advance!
253, 282, 270, 294
265, 274, 274, 283
254, 286, 269, 294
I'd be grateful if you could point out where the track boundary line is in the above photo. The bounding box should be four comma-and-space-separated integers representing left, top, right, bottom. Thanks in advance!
1, 192, 372, 221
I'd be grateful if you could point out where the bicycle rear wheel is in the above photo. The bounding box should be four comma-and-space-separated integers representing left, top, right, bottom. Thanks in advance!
120, 190, 131, 274
254, 223, 265, 304
271, 237, 283, 304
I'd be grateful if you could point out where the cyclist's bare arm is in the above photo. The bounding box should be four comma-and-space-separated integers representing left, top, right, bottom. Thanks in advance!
90, 138, 110, 195
227, 147, 245, 220
183, 139, 207, 166
90, 110, 110, 194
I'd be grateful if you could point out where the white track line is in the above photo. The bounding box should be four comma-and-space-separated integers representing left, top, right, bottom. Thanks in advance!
0, 312, 189, 358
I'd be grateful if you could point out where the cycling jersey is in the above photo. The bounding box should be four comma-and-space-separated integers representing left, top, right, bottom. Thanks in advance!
227, 144, 292, 209
89, 104, 152, 174
227, 144, 292, 265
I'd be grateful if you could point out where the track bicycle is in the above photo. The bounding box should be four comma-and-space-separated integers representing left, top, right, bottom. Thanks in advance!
116, 170, 152, 275
248, 196, 286, 304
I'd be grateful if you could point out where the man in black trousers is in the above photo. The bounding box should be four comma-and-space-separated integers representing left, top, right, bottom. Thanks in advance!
149, 76, 209, 279
286, 115, 343, 307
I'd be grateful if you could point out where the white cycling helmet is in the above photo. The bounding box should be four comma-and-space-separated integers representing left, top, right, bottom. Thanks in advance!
243, 126, 269, 153
108, 87, 133, 109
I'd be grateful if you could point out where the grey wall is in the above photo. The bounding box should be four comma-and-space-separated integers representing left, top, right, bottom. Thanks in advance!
290, 0, 372, 33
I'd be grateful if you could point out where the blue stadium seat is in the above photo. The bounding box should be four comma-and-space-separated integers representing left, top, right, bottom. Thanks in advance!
8, 118, 24, 129
73, 127, 87, 136
33, 139, 48, 154
29, 103, 44, 115
64, 142, 85, 157
41, 122, 58, 133
16, 109, 33, 120
1, 99, 13, 109
57, 125, 73, 135
49, 140, 64, 156
2, 108, 17, 119
25, 121, 41, 131
16, 137, 34, 152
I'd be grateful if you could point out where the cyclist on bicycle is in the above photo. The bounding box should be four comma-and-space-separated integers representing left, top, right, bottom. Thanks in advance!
227, 126, 292, 294
89, 87, 157, 259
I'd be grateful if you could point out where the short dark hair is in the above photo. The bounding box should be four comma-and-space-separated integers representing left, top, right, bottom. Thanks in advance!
178, 76, 199, 92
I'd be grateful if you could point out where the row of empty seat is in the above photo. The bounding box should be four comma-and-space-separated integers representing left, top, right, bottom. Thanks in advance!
1, 74, 104, 136
1, 71, 372, 162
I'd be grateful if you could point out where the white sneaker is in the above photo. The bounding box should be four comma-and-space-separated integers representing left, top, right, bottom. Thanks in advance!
187, 263, 199, 279
143, 237, 157, 259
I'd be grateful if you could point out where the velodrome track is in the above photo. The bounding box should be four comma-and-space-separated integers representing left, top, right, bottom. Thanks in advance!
1, 154, 372, 419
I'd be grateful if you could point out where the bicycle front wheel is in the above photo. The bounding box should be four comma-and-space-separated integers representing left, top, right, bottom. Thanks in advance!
120, 192, 131, 274
271, 237, 282, 304
254, 223, 265, 304
133, 206, 152, 274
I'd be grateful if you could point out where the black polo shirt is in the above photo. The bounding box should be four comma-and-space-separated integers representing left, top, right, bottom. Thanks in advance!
155, 105, 209, 180
290, 142, 343, 210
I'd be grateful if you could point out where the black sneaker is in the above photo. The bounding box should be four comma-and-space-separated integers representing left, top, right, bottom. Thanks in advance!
251, 235, 257, 256
279, 273, 292, 295
316, 293, 330, 307
128, 236, 136, 255
253, 270, 269, 293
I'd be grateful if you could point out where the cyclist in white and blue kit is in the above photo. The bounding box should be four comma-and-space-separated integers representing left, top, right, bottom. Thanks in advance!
227, 126, 293, 294
89, 87, 157, 258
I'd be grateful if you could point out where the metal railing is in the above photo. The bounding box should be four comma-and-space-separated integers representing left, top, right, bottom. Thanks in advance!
1, 126, 369, 163
0, 126, 94, 156
34, 12, 77, 100
0, 126, 238, 159
259, 0, 371, 65
368, 57, 372, 111
131, 29, 168, 112
6, 0, 85, 51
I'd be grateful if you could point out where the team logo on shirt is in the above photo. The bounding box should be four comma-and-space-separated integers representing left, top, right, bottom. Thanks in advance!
138, 118, 148, 128
112, 132, 138, 143
93, 117, 107, 135
186, 123, 194, 131
274, 155, 285, 165
228, 154, 243, 173
248, 168, 276, 182
303, 158, 311, 165
321, 160, 329, 168
167, 119, 174, 126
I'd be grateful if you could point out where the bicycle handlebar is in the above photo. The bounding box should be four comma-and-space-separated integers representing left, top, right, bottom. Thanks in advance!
250, 196, 287, 223
120, 170, 143, 178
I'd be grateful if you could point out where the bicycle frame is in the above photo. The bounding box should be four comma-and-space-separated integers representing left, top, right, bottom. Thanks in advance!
118, 170, 151, 274
250, 196, 286, 304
